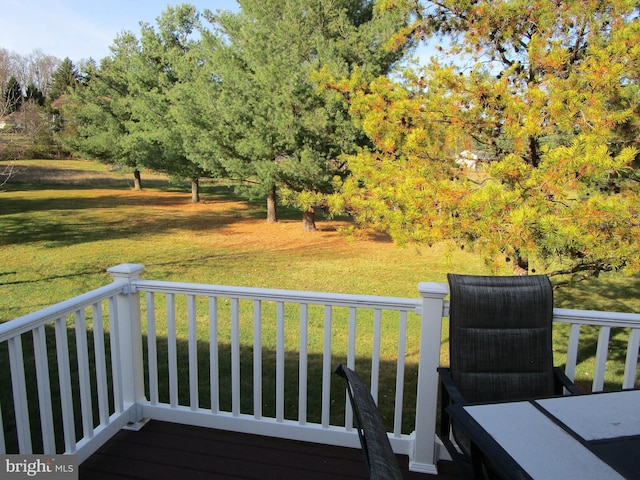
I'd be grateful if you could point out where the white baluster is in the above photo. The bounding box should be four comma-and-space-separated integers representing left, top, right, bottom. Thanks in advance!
167, 294, 178, 408
321, 305, 332, 429
276, 301, 285, 423
146, 292, 159, 405
298, 304, 308, 425
75, 309, 94, 440
253, 299, 262, 420
209, 297, 219, 414
623, 328, 640, 389
593, 326, 611, 392
32, 325, 55, 453
394, 311, 408, 438
55, 316, 76, 453
370, 309, 382, 403
8, 335, 31, 453
91, 303, 110, 427
188, 295, 198, 411
231, 298, 240, 417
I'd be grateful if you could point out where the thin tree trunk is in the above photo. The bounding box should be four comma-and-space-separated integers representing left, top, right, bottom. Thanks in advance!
191, 177, 200, 203
302, 207, 317, 232
0, 164, 14, 188
133, 170, 142, 190
267, 185, 278, 223
528, 136, 540, 168
513, 254, 529, 276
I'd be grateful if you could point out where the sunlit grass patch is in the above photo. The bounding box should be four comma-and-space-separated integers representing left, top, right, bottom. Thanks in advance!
1, 158, 638, 421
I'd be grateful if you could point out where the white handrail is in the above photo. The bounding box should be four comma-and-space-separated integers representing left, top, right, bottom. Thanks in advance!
130, 275, 443, 474
0, 283, 124, 342
552, 307, 640, 391
0, 264, 638, 476
0, 280, 135, 462
132, 279, 421, 311
553, 307, 640, 327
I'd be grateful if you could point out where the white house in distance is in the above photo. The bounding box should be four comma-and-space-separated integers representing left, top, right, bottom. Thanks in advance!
455, 149, 493, 169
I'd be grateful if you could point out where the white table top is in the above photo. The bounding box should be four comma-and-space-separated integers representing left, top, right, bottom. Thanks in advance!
462, 390, 640, 479
536, 389, 640, 441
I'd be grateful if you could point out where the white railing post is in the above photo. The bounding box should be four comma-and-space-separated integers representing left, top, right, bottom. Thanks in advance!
410, 282, 448, 474
107, 264, 146, 424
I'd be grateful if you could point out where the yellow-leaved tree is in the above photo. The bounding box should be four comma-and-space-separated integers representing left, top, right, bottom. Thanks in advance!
329, 0, 640, 283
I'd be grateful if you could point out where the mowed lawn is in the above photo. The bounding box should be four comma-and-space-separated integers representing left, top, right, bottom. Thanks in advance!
0, 159, 507, 320
1, 159, 639, 394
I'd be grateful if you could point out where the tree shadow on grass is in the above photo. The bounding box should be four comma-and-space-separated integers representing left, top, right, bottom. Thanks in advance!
6, 164, 169, 190
554, 273, 640, 313
0, 324, 419, 455
1, 296, 631, 458
0, 191, 268, 247
2, 169, 400, 248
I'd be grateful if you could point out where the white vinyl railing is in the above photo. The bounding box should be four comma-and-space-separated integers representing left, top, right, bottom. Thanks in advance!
553, 308, 640, 391
0, 280, 138, 463
0, 263, 638, 475
129, 272, 446, 474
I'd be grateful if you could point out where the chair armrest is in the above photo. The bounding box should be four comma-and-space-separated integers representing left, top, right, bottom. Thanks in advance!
553, 367, 582, 395
438, 367, 467, 405
334, 364, 404, 480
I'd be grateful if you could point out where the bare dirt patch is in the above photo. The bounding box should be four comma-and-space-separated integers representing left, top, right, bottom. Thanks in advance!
135, 188, 364, 252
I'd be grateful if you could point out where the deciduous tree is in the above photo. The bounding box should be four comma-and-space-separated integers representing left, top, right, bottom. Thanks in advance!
25, 50, 59, 98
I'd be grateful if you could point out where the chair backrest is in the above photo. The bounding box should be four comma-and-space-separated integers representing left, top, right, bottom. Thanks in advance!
335, 364, 404, 480
447, 274, 555, 403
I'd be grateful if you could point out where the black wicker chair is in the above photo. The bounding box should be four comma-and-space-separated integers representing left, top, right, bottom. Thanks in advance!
335, 364, 404, 480
439, 274, 581, 479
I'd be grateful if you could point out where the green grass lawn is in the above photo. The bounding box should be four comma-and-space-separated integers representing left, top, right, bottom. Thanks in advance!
0, 159, 514, 321
0, 158, 638, 443
3, 160, 638, 315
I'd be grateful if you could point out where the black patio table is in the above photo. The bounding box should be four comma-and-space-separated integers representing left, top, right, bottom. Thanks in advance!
447, 389, 640, 479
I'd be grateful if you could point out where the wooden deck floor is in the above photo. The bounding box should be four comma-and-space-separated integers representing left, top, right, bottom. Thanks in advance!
79, 421, 460, 480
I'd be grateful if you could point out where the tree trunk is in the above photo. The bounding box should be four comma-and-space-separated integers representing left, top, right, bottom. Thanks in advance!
513, 254, 529, 276
302, 207, 317, 232
133, 170, 142, 190
191, 177, 200, 203
528, 136, 540, 168
267, 185, 278, 223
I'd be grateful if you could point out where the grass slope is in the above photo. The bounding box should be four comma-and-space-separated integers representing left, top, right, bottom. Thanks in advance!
1, 158, 638, 415
0, 159, 506, 321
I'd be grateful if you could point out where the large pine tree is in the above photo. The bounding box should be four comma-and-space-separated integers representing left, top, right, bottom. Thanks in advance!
332, 0, 640, 282
61, 35, 149, 190
195, 0, 411, 228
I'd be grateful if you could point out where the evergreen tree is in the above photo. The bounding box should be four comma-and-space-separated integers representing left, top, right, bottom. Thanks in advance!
49, 57, 81, 100
63, 9, 214, 198
61, 34, 149, 189
25, 83, 45, 106
200, 0, 411, 228
333, 0, 640, 282
131, 4, 212, 202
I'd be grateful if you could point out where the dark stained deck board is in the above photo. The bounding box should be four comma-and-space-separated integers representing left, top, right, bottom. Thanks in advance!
79, 421, 460, 480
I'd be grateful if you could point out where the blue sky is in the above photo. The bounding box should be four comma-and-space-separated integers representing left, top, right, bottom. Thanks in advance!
0, 0, 240, 62
1, 0, 440, 68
